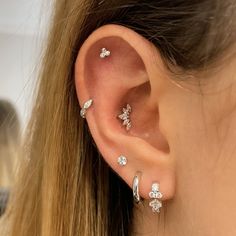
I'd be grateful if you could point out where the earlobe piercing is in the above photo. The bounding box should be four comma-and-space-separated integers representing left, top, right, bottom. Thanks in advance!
133, 171, 142, 204
118, 104, 132, 131
117, 155, 127, 166
100, 48, 111, 58
80, 99, 93, 118
149, 182, 163, 213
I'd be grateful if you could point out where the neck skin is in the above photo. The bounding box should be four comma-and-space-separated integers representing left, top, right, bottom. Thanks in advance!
133, 151, 236, 236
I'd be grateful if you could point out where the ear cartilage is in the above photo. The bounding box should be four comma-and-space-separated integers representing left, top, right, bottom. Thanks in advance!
100, 48, 111, 58
149, 183, 163, 213
118, 104, 132, 131
80, 99, 93, 118
117, 155, 127, 166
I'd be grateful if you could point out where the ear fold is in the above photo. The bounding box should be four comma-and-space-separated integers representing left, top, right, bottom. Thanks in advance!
75, 25, 175, 205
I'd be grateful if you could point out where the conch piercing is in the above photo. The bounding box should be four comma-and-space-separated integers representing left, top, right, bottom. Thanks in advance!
118, 104, 132, 131
149, 182, 163, 213
133, 171, 142, 204
80, 99, 93, 118
100, 48, 111, 58
117, 155, 127, 166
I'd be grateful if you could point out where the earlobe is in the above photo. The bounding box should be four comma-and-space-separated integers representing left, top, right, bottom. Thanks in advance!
75, 24, 176, 212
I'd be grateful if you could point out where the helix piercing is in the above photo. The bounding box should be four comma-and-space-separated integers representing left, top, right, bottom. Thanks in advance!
117, 155, 127, 166
100, 48, 111, 58
149, 182, 163, 213
133, 171, 142, 204
80, 99, 93, 118
118, 104, 132, 131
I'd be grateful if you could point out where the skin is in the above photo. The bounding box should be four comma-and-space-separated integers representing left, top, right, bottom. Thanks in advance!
75, 24, 236, 236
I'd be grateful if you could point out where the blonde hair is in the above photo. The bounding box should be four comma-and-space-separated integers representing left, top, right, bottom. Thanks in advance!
0, 100, 20, 188
2, 0, 236, 235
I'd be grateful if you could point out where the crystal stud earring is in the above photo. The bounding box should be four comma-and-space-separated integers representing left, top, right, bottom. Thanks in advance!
118, 104, 132, 131
80, 99, 93, 118
149, 182, 163, 213
100, 48, 111, 58
117, 155, 127, 166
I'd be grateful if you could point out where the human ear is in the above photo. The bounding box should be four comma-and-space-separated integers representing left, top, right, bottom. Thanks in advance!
75, 24, 175, 203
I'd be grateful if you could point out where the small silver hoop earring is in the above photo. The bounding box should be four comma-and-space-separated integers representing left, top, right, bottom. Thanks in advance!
80, 99, 93, 118
133, 171, 142, 204
149, 182, 163, 213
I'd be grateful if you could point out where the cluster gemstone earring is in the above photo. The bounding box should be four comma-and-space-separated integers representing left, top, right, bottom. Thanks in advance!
149, 183, 163, 213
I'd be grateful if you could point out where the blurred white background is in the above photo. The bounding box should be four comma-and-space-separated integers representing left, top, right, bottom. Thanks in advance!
0, 0, 51, 125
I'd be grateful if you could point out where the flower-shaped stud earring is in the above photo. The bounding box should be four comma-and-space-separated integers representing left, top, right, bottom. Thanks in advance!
100, 48, 111, 58
117, 155, 127, 166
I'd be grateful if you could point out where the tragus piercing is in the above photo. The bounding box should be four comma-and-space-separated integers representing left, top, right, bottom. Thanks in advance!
118, 104, 132, 131
80, 99, 93, 118
100, 48, 111, 58
149, 182, 163, 213
117, 155, 127, 166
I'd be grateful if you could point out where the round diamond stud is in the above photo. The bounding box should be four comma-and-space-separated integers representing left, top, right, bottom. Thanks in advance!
117, 155, 127, 166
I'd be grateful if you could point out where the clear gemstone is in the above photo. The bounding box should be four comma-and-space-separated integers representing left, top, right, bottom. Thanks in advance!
149, 199, 162, 213
152, 183, 159, 192
119, 114, 127, 120
156, 192, 163, 199
100, 48, 110, 58
123, 119, 129, 125
123, 108, 128, 113
126, 122, 132, 130
80, 108, 86, 118
149, 192, 155, 198
83, 99, 93, 109
118, 155, 127, 166
127, 104, 132, 112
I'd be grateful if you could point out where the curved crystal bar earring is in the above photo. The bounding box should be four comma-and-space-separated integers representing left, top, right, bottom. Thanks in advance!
118, 104, 132, 131
80, 99, 93, 118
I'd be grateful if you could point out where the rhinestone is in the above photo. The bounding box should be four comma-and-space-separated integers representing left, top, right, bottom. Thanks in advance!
126, 123, 132, 130
83, 99, 93, 109
149, 199, 162, 213
117, 155, 127, 166
100, 48, 111, 58
80, 108, 86, 118
152, 183, 159, 192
